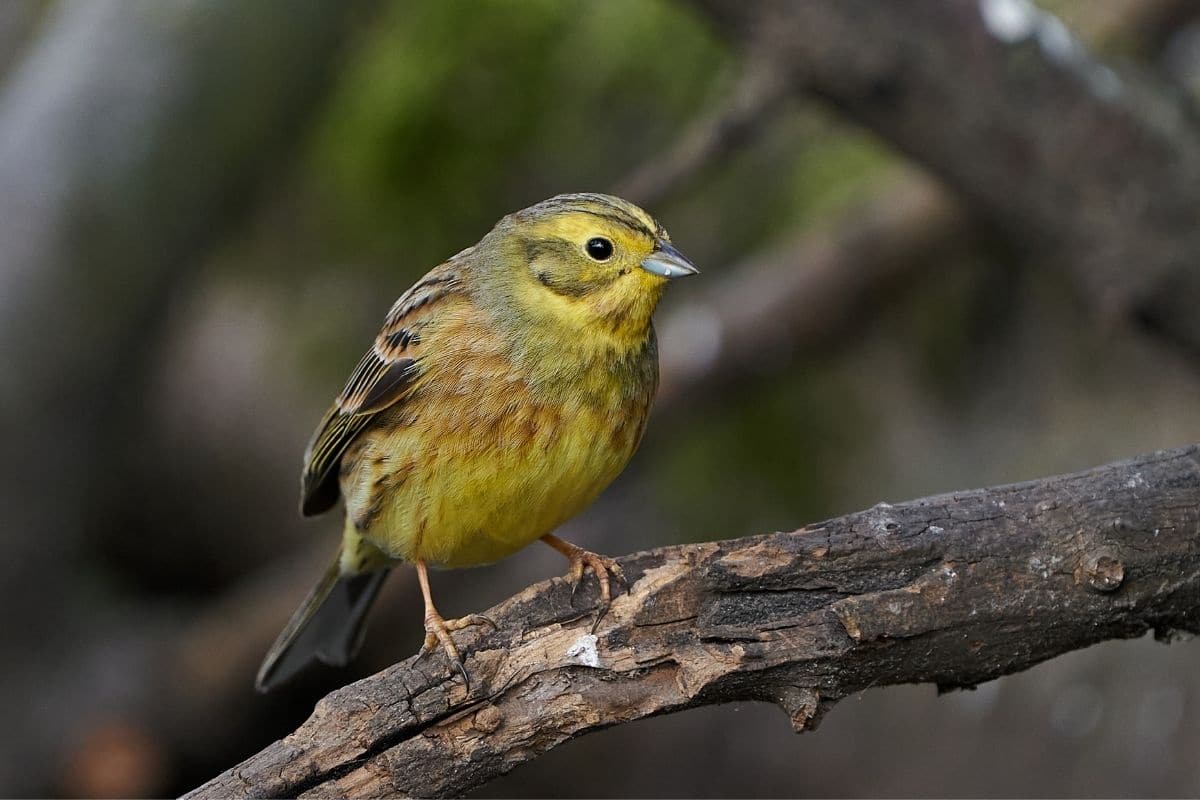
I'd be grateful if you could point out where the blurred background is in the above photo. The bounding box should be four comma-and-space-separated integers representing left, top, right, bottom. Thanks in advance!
2, 0, 1200, 796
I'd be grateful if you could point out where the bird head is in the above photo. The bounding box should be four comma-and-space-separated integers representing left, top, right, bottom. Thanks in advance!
484, 193, 698, 346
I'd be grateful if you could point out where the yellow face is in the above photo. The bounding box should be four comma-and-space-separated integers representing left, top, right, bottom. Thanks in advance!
493, 193, 697, 343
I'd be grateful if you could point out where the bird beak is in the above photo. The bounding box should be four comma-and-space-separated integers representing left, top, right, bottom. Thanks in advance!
640, 241, 700, 279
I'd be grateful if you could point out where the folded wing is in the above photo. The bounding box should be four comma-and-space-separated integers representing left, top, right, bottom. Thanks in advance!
299, 267, 463, 516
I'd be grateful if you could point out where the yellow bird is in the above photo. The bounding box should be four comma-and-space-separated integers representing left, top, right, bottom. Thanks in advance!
256, 193, 698, 692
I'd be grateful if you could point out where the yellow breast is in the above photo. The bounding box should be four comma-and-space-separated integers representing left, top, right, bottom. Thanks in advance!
339, 340, 655, 568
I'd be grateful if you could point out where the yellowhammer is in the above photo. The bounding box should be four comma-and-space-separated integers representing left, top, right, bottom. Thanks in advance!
256, 193, 698, 692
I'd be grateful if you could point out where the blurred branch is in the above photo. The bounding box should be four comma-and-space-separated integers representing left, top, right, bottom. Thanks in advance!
189, 445, 1200, 799
615, 51, 794, 206
690, 0, 1200, 361
641, 0, 1195, 413
655, 169, 964, 408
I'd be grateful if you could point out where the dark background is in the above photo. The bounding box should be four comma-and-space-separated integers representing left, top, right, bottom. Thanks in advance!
2, 0, 1199, 796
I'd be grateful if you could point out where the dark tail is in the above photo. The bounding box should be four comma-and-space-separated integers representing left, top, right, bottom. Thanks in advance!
255, 554, 390, 692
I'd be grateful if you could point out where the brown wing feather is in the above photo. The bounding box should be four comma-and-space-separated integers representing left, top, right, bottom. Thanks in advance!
299, 265, 463, 516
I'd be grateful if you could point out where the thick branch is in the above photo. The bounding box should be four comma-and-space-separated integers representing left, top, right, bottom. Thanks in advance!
188, 446, 1200, 799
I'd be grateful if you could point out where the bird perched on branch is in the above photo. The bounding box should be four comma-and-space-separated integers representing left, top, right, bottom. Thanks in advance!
256, 193, 698, 692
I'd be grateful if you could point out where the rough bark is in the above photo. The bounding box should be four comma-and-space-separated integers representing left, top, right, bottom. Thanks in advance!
187, 445, 1200, 799
690, 0, 1200, 360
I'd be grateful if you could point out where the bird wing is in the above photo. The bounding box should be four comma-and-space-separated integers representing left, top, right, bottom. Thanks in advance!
299, 267, 463, 516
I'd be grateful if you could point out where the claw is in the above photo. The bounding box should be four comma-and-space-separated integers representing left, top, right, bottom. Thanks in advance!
542, 535, 626, 628
414, 560, 493, 690
417, 610, 493, 690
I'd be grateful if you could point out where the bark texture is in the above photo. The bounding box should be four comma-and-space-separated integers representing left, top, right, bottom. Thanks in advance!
188, 445, 1200, 799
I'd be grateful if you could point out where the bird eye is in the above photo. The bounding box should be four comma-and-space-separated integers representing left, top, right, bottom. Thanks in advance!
585, 237, 614, 261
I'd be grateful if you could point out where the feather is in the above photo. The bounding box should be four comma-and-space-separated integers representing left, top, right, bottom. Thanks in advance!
299, 266, 461, 516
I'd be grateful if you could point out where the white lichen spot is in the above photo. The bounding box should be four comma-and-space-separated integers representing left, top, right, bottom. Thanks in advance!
886, 600, 903, 614
1125, 472, 1147, 489
979, 0, 1037, 43
565, 633, 600, 668
1028, 555, 1051, 579
928, 525, 945, 535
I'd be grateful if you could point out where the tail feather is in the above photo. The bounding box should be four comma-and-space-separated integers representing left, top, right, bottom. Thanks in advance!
256, 555, 390, 693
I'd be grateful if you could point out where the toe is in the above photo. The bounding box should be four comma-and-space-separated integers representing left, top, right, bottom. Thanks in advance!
440, 633, 463, 665
463, 613, 497, 631
442, 613, 496, 632
591, 562, 612, 605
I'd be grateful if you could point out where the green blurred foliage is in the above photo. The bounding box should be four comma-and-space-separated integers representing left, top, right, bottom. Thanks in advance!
308, 0, 729, 269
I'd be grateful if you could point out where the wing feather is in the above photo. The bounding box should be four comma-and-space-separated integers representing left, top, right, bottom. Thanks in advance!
299, 265, 462, 516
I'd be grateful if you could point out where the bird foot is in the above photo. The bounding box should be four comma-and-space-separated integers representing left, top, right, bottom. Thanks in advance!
418, 611, 495, 688
563, 548, 626, 608
571, 551, 628, 606
567, 549, 627, 634
542, 535, 628, 631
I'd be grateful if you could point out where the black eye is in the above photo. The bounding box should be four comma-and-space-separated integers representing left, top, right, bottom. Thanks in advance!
585, 237, 614, 261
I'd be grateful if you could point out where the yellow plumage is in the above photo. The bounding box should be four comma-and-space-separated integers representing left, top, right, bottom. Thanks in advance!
257, 193, 697, 691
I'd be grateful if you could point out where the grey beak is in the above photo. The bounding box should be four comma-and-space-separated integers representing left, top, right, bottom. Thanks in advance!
640, 241, 700, 279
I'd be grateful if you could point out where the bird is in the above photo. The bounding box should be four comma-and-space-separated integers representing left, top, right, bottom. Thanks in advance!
256, 192, 698, 692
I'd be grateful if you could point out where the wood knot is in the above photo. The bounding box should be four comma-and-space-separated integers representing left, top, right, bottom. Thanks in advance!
473, 705, 503, 734
1078, 550, 1124, 593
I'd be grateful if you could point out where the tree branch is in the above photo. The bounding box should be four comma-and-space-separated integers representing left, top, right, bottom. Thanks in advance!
188, 445, 1200, 799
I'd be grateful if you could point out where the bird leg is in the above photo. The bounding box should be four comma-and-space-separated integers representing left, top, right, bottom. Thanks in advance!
414, 560, 494, 687
541, 534, 627, 609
